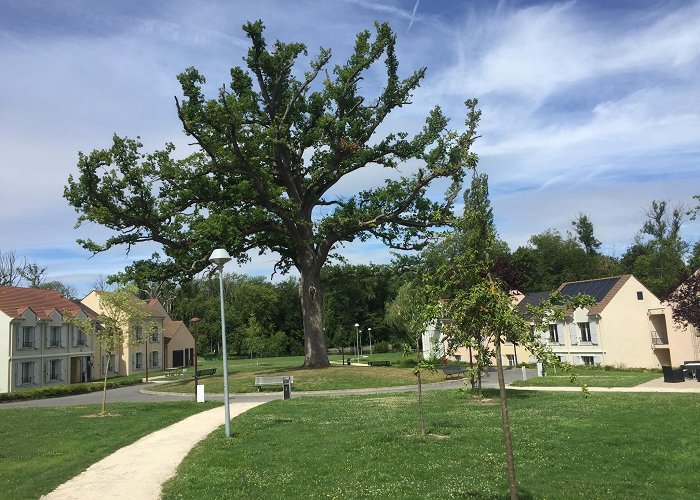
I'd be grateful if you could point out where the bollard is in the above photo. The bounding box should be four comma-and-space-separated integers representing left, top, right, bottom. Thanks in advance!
521, 366, 527, 381
283, 376, 292, 400
196, 384, 205, 403
537, 362, 543, 377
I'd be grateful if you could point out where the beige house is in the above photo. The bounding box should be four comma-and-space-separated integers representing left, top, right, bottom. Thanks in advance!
144, 299, 195, 368
0, 286, 97, 393
81, 291, 166, 377
428, 275, 697, 369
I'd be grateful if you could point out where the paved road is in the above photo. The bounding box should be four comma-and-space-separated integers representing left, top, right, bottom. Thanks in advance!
0, 367, 536, 409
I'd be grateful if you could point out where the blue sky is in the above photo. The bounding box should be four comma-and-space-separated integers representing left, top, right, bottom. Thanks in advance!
1, 0, 699, 296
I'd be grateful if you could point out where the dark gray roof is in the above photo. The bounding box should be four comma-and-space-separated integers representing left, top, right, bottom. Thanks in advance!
516, 291, 551, 314
559, 277, 620, 303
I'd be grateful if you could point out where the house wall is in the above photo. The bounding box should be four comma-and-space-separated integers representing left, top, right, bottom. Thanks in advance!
593, 277, 660, 369
665, 315, 700, 365
81, 291, 165, 377
0, 312, 10, 393
167, 324, 195, 368
2, 309, 97, 393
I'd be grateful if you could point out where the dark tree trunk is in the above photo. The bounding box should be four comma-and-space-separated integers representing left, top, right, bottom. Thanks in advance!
495, 340, 518, 500
299, 259, 330, 367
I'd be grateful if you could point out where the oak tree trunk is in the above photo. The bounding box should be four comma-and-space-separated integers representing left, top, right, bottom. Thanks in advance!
299, 259, 330, 367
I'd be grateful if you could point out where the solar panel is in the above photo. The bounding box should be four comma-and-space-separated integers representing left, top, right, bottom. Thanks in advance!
559, 277, 619, 303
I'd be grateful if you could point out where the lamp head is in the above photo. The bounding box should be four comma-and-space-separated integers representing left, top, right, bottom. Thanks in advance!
354, 323, 359, 327
209, 248, 232, 268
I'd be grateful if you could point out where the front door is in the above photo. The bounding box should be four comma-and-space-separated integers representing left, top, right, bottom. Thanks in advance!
173, 350, 184, 367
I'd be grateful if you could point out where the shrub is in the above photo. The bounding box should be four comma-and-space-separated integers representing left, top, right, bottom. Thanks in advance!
0, 379, 142, 403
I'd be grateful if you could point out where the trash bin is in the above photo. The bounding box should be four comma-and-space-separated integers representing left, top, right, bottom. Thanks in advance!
283, 376, 292, 400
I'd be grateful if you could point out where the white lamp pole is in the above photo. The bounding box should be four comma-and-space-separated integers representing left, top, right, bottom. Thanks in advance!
210, 248, 232, 438
354, 323, 359, 361
368, 327, 372, 357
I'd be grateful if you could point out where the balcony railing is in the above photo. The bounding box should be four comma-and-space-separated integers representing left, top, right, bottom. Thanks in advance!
651, 331, 668, 345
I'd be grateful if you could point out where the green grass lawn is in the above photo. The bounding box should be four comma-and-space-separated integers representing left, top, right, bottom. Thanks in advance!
511, 366, 662, 388
159, 353, 448, 394
0, 401, 220, 499
162, 390, 700, 499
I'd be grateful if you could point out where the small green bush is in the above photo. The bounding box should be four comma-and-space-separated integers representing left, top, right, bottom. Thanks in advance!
0, 379, 142, 403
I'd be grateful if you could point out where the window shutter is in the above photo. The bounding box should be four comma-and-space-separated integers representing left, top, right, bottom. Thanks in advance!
573, 355, 582, 366
33, 361, 39, 385
131, 353, 136, 370
72, 326, 78, 348
45, 360, 50, 381
540, 328, 547, 343
569, 323, 578, 345
590, 321, 599, 345
14, 363, 20, 387
46, 327, 51, 349
15, 325, 20, 350
62, 325, 68, 348
60, 360, 65, 382
593, 355, 602, 365
33, 327, 39, 350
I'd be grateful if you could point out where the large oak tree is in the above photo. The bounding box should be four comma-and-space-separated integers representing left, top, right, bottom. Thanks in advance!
65, 21, 480, 367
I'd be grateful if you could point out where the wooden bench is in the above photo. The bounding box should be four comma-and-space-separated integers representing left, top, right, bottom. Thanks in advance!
368, 360, 391, 367
254, 375, 294, 391
195, 368, 217, 378
442, 364, 467, 378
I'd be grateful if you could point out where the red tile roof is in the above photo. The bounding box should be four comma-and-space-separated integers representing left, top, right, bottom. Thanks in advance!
0, 286, 93, 320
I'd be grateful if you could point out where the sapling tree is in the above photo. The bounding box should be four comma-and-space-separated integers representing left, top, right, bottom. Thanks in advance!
386, 281, 436, 436
66, 285, 155, 415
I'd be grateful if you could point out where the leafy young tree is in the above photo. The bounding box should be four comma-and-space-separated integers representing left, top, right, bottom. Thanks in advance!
64, 21, 481, 367
65, 285, 155, 415
386, 281, 436, 436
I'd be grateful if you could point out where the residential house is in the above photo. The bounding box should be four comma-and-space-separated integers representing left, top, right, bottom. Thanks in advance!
537, 275, 675, 368
143, 299, 195, 368
0, 286, 97, 393
81, 291, 166, 377
427, 274, 696, 370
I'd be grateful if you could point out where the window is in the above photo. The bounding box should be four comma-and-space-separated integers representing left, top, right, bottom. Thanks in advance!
506, 354, 515, 367
548, 324, 559, 343
578, 322, 592, 342
49, 326, 61, 348
133, 326, 143, 342
134, 352, 144, 369
48, 359, 62, 381
150, 350, 160, 368
581, 356, 595, 366
21, 361, 34, 385
149, 330, 160, 343
637, 291, 643, 300
75, 329, 88, 347
22, 327, 34, 349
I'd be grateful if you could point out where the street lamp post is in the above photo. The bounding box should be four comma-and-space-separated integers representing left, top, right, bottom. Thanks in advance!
368, 327, 372, 357
210, 248, 232, 438
354, 323, 360, 361
190, 317, 201, 400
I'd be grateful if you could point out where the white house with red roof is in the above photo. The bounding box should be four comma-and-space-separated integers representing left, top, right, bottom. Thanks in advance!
0, 286, 97, 393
